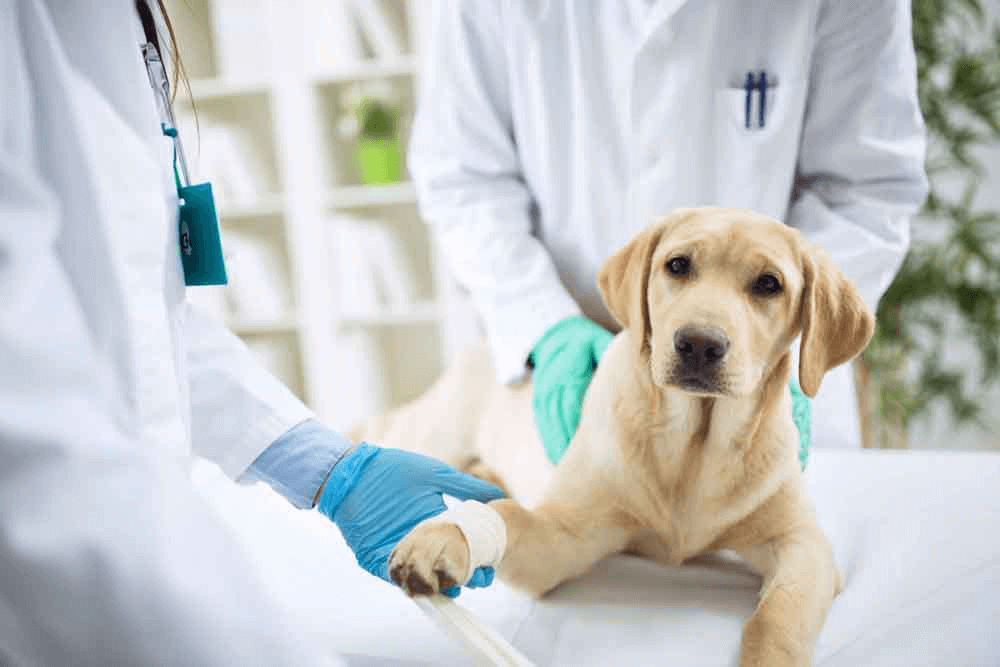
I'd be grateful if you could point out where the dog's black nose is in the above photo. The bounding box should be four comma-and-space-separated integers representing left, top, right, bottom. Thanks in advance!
674, 326, 730, 368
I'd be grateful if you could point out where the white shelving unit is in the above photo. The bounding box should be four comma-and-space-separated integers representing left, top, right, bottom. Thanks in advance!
326, 182, 417, 208
166, 0, 474, 430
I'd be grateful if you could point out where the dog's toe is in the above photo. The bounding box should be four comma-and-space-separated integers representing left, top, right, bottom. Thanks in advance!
388, 559, 408, 589
434, 566, 460, 592
405, 569, 435, 596
388, 522, 472, 597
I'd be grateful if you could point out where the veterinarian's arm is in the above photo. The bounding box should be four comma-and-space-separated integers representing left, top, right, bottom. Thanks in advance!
0, 16, 334, 664
182, 304, 353, 506
786, 0, 928, 313
240, 419, 353, 508
182, 309, 504, 595
183, 305, 318, 475
408, 0, 581, 384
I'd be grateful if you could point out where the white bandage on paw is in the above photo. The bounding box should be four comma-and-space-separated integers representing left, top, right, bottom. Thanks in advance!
424, 500, 507, 584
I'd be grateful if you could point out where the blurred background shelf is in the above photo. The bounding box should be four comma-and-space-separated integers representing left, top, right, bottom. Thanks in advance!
313, 55, 418, 84
340, 302, 440, 327
218, 194, 286, 220
188, 78, 271, 101
228, 317, 301, 336
328, 182, 417, 209
166, 0, 471, 429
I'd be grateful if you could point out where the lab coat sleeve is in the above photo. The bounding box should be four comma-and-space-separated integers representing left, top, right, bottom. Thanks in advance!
243, 419, 354, 509
409, 0, 582, 384
183, 305, 315, 479
0, 12, 337, 667
786, 0, 929, 313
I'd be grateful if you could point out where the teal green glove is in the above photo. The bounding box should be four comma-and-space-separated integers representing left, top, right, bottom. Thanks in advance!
529, 316, 614, 465
789, 377, 812, 471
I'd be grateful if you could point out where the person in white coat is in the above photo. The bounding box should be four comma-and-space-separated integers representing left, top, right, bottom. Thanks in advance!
409, 0, 929, 458
0, 2, 503, 665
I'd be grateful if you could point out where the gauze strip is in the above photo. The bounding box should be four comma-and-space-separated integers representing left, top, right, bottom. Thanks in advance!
424, 500, 507, 584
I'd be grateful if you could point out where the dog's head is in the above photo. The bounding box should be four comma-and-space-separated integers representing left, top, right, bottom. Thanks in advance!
597, 208, 874, 398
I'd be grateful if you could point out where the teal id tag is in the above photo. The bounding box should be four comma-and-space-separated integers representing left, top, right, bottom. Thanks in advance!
142, 37, 226, 286
178, 182, 228, 286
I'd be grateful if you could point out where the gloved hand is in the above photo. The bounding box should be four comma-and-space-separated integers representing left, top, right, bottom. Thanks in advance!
318, 444, 505, 597
530, 316, 614, 465
789, 377, 812, 471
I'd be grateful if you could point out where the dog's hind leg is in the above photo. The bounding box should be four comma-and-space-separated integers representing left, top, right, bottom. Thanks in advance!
460, 459, 511, 498
348, 343, 495, 469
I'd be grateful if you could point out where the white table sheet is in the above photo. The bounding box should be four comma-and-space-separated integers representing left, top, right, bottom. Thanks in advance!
193, 448, 1000, 666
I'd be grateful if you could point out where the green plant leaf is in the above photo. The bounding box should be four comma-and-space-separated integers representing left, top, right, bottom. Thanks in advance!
866, 3, 1000, 440
358, 100, 398, 140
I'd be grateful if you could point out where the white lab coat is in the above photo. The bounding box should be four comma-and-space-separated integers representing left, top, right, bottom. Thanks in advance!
0, 2, 341, 665
410, 0, 928, 448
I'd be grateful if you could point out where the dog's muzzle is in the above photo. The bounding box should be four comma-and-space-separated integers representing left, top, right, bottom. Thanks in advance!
671, 325, 730, 392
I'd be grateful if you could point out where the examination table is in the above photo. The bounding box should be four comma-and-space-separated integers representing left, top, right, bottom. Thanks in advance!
193, 446, 1000, 666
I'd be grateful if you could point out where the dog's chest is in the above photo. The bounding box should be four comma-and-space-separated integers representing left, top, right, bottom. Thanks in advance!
623, 422, 762, 563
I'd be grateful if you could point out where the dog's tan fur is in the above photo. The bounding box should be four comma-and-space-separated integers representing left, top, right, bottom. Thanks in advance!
359, 208, 874, 666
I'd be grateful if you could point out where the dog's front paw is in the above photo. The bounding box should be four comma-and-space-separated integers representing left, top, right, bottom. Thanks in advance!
389, 522, 471, 596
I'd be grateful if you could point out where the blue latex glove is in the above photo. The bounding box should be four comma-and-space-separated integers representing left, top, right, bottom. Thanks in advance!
530, 316, 614, 465
318, 444, 505, 597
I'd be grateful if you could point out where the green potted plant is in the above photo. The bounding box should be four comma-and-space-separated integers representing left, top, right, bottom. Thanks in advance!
356, 98, 403, 184
337, 81, 404, 185
857, 0, 1000, 448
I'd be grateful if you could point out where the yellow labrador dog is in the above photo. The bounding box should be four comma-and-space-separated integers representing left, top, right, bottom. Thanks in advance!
357, 208, 874, 666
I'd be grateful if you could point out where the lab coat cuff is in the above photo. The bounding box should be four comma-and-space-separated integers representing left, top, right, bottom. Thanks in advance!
490, 292, 582, 385
241, 419, 354, 509
213, 400, 316, 480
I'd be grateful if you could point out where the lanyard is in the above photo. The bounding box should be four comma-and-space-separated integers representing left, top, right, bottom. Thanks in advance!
141, 42, 189, 192
137, 5, 227, 286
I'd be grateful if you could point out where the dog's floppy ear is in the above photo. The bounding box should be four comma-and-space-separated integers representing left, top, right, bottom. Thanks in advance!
798, 246, 875, 398
597, 223, 665, 348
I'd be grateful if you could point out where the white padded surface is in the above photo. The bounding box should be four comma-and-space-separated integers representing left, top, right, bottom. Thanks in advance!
193, 448, 1000, 666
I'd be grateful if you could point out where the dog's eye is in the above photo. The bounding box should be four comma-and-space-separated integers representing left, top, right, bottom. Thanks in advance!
666, 256, 691, 276
752, 273, 782, 296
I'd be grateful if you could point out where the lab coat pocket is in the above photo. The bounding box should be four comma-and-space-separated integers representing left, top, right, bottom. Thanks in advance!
713, 86, 798, 214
